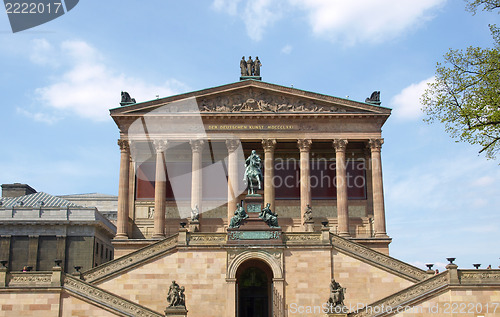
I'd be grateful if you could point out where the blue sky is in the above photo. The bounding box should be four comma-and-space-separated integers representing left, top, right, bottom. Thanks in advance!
1, 0, 499, 271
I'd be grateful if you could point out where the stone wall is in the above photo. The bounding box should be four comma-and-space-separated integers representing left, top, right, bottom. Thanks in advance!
284, 248, 332, 315
97, 248, 228, 316
0, 291, 60, 316
333, 251, 414, 309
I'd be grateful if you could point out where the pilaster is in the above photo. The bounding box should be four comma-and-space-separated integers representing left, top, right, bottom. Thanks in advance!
153, 139, 168, 239
190, 140, 205, 225
226, 139, 240, 225
116, 139, 130, 239
262, 139, 277, 211
333, 139, 350, 237
369, 138, 387, 237
298, 139, 312, 230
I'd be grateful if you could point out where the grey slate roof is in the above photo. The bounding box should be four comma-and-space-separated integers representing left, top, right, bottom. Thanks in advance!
0, 192, 81, 208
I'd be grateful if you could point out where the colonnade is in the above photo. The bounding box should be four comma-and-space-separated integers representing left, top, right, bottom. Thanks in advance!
114, 138, 387, 239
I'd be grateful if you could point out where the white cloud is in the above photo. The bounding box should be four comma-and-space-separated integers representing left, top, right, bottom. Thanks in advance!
16, 107, 61, 124
29, 39, 59, 67
472, 176, 495, 187
213, 0, 447, 44
212, 0, 241, 16
281, 44, 293, 54
291, 0, 446, 45
213, 0, 285, 41
391, 77, 435, 121
23, 39, 188, 123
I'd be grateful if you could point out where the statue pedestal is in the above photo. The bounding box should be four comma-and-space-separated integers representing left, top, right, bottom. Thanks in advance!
164, 306, 187, 316
188, 220, 199, 232
240, 76, 262, 81
244, 194, 263, 214
304, 220, 314, 232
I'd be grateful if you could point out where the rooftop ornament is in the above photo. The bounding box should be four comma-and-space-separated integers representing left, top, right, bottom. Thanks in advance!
240, 56, 262, 81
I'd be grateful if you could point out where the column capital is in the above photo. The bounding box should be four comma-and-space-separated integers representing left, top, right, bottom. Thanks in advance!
153, 139, 168, 153
368, 138, 384, 152
297, 139, 312, 152
333, 139, 348, 152
262, 139, 277, 152
225, 139, 240, 153
117, 139, 130, 152
190, 139, 205, 153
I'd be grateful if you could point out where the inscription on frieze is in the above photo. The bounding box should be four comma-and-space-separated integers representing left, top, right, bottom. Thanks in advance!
228, 230, 281, 240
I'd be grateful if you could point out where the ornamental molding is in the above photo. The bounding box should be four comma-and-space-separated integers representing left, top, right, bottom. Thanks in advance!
283, 233, 322, 244
262, 139, 277, 151
8, 273, 52, 286
225, 139, 241, 152
189, 139, 205, 153
368, 138, 384, 151
297, 139, 312, 152
117, 139, 130, 151
333, 139, 348, 152
331, 234, 427, 282
226, 249, 283, 279
83, 234, 178, 283
188, 233, 227, 245
459, 270, 500, 284
352, 273, 449, 317
64, 275, 163, 317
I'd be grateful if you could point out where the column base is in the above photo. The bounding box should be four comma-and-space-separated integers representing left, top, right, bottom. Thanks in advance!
114, 234, 129, 240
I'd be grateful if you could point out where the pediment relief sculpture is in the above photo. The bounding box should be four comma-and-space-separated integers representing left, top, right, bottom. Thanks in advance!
198, 92, 356, 113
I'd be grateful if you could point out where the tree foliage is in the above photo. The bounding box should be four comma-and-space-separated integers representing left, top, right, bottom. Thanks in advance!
421, 0, 500, 159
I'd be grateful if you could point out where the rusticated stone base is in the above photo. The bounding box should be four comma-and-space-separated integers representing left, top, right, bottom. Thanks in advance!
164, 306, 188, 316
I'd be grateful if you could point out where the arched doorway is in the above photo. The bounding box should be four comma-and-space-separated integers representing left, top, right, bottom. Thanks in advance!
236, 259, 273, 317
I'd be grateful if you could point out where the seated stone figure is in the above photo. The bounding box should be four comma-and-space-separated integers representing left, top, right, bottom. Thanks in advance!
229, 203, 248, 228
259, 203, 279, 228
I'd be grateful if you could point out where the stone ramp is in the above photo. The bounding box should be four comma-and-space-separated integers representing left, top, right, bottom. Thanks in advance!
82, 234, 178, 283
331, 234, 428, 282
63, 274, 164, 317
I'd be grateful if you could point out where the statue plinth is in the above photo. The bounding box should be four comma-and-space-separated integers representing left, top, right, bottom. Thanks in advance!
304, 220, 314, 232
245, 193, 263, 214
188, 220, 199, 232
240, 76, 262, 81
164, 306, 187, 316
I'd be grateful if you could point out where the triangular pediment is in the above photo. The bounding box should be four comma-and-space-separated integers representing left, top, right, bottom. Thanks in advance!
110, 80, 391, 117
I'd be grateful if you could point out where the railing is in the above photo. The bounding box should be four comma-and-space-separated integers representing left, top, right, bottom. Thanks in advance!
82, 234, 178, 283
331, 234, 428, 282
351, 273, 449, 317
64, 274, 163, 317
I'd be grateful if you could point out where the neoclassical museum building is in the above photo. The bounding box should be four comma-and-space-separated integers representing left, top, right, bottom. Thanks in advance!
0, 72, 498, 316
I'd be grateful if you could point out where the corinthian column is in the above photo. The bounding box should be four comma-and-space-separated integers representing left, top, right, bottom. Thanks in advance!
152, 140, 168, 239
297, 139, 312, 228
190, 140, 205, 221
262, 139, 277, 210
226, 139, 240, 224
116, 139, 130, 239
369, 138, 387, 237
333, 139, 350, 237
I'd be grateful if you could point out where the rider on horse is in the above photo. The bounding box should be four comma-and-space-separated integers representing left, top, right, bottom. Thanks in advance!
244, 150, 263, 194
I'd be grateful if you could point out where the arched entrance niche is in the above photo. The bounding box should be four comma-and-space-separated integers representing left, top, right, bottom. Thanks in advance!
236, 259, 273, 317
226, 250, 284, 317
